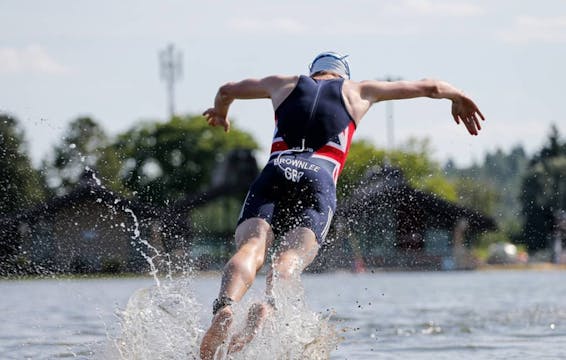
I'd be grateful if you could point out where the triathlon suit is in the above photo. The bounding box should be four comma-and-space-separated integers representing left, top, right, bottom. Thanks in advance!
237, 75, 356, 243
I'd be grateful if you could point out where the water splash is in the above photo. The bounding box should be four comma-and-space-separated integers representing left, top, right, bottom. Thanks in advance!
85, 165, 102, 187
96, 278, 204, 360
123, 207, 163, 285
100, 277, 339, 360
217, 279, 339, 360
86, 166, 169, 283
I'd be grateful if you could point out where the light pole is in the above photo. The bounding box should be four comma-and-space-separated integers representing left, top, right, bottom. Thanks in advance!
159, 44, 183, 119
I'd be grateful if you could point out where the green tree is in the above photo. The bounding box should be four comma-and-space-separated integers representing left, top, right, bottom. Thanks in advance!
338, 138, 457, 201
115, 115, 258, 204
453, 177, 498, 216
445, 145, 527, 221
520, 125, 566, 251
0, 113, 45, 215
44, 116, 123, 195
444, 145, 529, 253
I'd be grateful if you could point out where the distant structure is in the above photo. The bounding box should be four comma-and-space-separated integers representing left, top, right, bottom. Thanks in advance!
0, 169, 167, 275
313, 166, 497, 271
159, 44, 183, 119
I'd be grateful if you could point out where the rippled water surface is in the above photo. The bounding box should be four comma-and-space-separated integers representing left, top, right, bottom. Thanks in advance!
2, 270, 566, 359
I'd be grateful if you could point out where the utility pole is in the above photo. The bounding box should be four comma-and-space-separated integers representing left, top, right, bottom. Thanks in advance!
380, 75, 402, 150
159, 44, 183, 119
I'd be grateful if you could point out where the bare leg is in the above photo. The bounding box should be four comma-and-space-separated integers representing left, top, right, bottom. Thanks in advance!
200, 218, 274, 360
267, 227, 320, 294
228, 227, 320, 353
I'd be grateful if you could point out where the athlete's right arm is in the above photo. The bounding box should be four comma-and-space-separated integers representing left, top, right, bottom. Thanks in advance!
203, 75, 297, 132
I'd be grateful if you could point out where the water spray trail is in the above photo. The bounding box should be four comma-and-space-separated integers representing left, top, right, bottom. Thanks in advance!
85, 165, 102, 187
86, 163, 165, 285
124, 208, 161, 287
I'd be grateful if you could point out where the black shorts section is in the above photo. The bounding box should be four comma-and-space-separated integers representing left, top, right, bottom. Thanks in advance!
237, 154, 336, 244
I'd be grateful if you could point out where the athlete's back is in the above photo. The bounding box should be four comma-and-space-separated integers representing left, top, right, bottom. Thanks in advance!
275, 75, 353, 151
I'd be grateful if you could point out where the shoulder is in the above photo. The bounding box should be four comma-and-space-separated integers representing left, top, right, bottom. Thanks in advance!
267, 75, 301, 109
342, 79, 374, 91
260, 74, 300, 88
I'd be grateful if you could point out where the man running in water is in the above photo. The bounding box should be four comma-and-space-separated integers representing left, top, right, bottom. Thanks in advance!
200, 52, 485, 359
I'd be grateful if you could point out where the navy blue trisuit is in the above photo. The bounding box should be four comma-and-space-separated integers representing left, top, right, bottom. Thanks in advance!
237, 75, 357, 244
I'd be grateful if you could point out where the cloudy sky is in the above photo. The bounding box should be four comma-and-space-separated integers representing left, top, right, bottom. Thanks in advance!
2, 0, 565, 167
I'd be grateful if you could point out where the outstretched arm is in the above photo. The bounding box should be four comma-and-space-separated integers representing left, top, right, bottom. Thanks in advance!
203, 75, 296, 132
357, 79, 485, 135
203, 78, 270, 132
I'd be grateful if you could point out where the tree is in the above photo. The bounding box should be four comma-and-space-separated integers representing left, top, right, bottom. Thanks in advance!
520, 125, 566, 251
338, 138, 457, 201
0, 113, 44, 215
115, 115, 258, 205
453, 177, 498, 216
444, 145, 528, 231
0, 113, 45, 272
44, 116, 123, 195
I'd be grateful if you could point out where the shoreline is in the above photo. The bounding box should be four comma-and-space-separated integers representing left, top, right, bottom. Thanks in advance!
2, 262, 566, 281
477, 262, 566, 271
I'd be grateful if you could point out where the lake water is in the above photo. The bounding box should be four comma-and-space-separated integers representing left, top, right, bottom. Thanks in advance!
1, 270, 565, 359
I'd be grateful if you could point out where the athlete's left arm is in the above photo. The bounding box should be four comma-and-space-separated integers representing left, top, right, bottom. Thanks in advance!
203, 76, 286, 132
358, 79, 485, 136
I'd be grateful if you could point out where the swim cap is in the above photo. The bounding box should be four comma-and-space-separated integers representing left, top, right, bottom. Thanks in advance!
309, 51, 350, 79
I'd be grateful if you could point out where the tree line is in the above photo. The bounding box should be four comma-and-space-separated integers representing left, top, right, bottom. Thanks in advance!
1, 112, 564, 254
444, 125, 566, 252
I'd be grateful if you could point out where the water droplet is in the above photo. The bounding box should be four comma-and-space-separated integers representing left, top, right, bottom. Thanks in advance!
69, 143, 76, 149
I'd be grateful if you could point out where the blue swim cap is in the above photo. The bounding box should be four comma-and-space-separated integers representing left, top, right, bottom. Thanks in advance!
309, 51, 350, 79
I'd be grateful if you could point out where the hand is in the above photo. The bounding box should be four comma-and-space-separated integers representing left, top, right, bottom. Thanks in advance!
203, 108, 230, 132
451, 96, 485, 136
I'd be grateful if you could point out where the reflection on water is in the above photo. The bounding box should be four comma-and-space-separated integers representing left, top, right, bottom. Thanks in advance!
1, 270, 566, 359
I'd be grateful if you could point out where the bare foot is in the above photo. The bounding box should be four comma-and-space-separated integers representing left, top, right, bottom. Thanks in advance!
228, 302, 273, 354
200, 307, 234, 360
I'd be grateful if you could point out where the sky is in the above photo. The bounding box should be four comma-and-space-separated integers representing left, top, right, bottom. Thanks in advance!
1, 0, 566, 167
